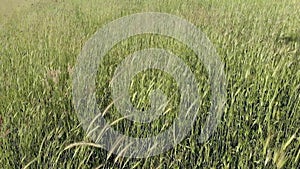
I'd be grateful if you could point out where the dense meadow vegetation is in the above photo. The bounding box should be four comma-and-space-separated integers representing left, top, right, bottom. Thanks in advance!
0, 0, 299, 168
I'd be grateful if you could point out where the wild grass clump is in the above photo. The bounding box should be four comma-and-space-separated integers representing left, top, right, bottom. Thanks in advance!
0, 0, 299, 168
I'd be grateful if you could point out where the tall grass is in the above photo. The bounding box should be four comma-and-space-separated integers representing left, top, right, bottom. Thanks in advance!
0, 0, 299, 168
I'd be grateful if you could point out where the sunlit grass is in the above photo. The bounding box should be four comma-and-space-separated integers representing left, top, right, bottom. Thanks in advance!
0, 0, 299, 168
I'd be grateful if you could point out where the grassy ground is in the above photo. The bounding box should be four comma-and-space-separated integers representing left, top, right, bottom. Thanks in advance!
0, 0, 40, 22
0, 0, 299, 168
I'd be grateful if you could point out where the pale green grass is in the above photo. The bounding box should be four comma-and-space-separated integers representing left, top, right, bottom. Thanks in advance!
0, 0, 41, 23
0, 0, 299, 168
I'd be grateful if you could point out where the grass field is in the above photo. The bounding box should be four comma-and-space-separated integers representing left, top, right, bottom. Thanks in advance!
0, 0, 299, 168
0, 0, 39, 21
